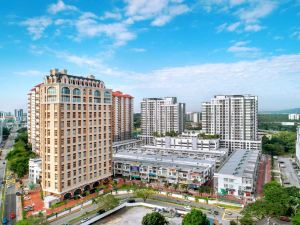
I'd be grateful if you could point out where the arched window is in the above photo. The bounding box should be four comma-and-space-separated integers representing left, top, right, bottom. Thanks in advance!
94, 90, 100, 97
47, 87, 56, 95
62, 87, 70, 95
104, 91, 110, 97
73, 88, 81, 95
104, 90, 111, 103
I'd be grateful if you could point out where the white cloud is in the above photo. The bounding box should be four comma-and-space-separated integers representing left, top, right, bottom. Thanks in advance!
212, 0, 277, 33
237, 1, 277, 23
15, 70, 43, 77
291, 29, 300, 40
48, 0, 78, 14
21, 17, 52, 40
125, 0, 189, 26
227, 22, 241, 31
227, 41, 261, 57
75, 13, 135, 46
101, 11, 122, 20
244, 23, 263, 32
131, 48, 146, 52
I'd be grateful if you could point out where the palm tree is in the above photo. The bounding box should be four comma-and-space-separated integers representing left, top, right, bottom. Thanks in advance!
172, 183, 179, 192
180, 184, 188, 193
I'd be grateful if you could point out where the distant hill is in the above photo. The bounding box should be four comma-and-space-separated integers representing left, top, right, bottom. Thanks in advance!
260, 108, 300, 114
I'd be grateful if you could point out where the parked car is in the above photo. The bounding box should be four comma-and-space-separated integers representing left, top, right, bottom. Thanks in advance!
80, 218, 89, 223
97, 209, 106, 215
2, 217, 8, 224
184, 206, 191, 210
127, 199, 136, 203
9, 212, 16, 219
280, 216, 290, 222
214, 211, 219, 215
225, 211, 232, 215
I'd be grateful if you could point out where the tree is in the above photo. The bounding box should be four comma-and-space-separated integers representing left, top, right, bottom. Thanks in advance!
239, 213, 254, 225
182, 209, 209, 225
28, 182, 36, 190
6, 131, 36, 177
135, 189, 155, 202
263, 181, 289, 216
16, 214, 49, 225
142, 212, 169, 225
98, 194, 119, 210
292, 210, 300, 225
180, 184, 188, 193
230, 221, 237, 225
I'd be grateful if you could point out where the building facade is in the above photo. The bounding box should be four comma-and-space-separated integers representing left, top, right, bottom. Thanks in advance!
214, 149, 260, 199
296, 127, 300, 166
28, 84, 42, 154
202, 95, 259, 152
289, 114, 300, 120
141, 97, 185, 137
154, 136, 220, 151
14, 109, 24, 123
28, 69, 113, 199
186, 112, 201, 124
0, 120, 3, 144
112, 91, 133, 142
29, 158, 42, 184
113, 149, 215, 187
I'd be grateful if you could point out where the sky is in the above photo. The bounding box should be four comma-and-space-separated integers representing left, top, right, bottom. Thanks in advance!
0, 0, 300, 113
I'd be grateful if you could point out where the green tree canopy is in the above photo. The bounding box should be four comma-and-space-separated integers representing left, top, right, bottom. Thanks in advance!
135, 189, 155, 202
239, 213, 254, 225
182, 209, 210, 225
16, 215, 49, 225
292, 210, 300, 225
6, 130, 35, 177
142, 212, 169, 225
98, 194, 119, 210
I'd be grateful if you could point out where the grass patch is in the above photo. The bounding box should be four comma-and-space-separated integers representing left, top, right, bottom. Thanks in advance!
214, 203, 242, 209
50, 201, 67, 209
68, 208, 100, 223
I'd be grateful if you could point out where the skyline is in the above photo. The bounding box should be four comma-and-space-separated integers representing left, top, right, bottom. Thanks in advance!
1, 0, 300, 112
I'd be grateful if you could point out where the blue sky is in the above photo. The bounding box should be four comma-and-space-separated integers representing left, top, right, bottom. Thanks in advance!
1, 0, 300, 112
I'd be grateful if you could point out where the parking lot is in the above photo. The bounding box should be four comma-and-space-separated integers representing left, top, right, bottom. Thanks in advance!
277, 157, 300, 187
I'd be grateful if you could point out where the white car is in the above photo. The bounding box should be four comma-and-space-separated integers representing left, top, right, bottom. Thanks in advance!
184, 206, 191, 210
80, 218, 89, 223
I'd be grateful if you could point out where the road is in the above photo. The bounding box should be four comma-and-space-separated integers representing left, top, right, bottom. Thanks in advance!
1, 128, 17, 224
278, 156, 300, 187
51, 194, 240, 225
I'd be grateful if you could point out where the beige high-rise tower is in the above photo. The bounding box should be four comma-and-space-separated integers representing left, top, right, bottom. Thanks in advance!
112, 91, 133, 142
28, 69, 112, 198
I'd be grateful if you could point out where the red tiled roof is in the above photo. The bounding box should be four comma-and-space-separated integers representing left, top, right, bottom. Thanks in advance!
112, 91, 133, 98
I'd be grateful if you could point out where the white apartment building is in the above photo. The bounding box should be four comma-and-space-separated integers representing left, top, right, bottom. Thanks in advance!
113, 149, 215, 187
289, 114, 300, 120
141, 97, 185, 137
186, 112, 201, 124
214, 149, 260, 199
202, 95, 259, 152
29, 158, 42, 184
112, 91, 134, 142
28, 83, 42, 154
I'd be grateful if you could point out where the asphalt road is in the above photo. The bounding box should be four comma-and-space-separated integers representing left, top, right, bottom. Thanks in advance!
278, 156, 300, 187
1, 129, 17, 224
51, 194, 240, 225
